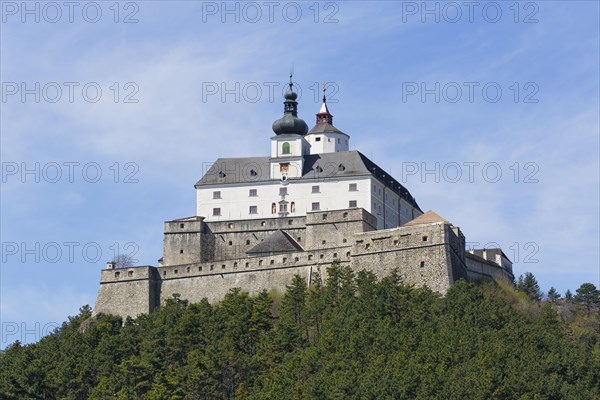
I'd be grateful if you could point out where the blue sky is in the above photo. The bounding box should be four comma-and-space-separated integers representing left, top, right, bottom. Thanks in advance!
1, 1, 599, 347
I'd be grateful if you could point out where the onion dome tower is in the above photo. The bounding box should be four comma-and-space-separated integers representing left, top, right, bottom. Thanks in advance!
270, 74, 309, 181
272, 75, 309, 135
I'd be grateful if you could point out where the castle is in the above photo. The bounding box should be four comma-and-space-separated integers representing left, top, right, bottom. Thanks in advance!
93, 78, 514, 319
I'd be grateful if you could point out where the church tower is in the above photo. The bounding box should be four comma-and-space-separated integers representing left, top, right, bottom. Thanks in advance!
270, 75, 309, 181
305, 83, 350, 154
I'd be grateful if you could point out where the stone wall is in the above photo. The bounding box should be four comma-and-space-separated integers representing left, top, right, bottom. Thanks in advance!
465, 252, 513, 283
350, 223, 466, 294
93, 266, 159, 318
305, 208, 377, 249
95, 208, 512, 319
163, 218, 205, 265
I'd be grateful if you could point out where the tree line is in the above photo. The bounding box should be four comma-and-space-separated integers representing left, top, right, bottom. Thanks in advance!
1, 263, 599, 399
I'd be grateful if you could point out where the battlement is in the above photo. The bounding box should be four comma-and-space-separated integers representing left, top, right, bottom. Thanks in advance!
94, 208, 513, 319
95, 265, 160, 318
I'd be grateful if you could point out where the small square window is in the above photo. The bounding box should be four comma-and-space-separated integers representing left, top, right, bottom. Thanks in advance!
279, 187, 288, 196
249, 205, 258, 214
180, 223, 185, 228
213, 191, 221, 199
249, 189, 257, 197
349, 200, 357, 208
280, 163, 289, 173
312, 202, 320, 211
228, 241, 233, 246
212, 208, 221, 216
422, 236, 428, 242
315, 137, 321, 142
349, 183, 357, 191
179, 249, 184, 254
420, 261, 425, 268
246, 239, 251, 245
279, 204, 288, 213
312, 185, 320, 193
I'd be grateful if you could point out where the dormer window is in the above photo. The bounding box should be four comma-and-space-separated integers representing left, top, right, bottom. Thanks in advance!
282, 142, 291, 154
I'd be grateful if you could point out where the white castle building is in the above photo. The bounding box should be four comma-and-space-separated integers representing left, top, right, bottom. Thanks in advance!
93, 76, 514, 319
195, 77, 423, 229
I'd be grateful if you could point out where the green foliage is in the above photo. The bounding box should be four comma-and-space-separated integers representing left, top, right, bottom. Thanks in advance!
575, 283, 600, 308
517, 272, 543, 301
547, 287, 561, 303
1, 272, 599, 399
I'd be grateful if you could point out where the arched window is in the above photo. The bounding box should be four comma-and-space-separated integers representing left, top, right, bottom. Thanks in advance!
282, 142, 291, 154
271, 203, 276, 214
290, 201, 296, 213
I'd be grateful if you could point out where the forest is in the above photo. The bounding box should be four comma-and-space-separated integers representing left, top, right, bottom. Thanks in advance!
1, 264, 599, 399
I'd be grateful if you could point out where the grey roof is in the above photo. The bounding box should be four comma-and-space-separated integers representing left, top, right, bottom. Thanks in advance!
307, 122, 348, 136
195, 150, 421, 211
246, 230, 304, 256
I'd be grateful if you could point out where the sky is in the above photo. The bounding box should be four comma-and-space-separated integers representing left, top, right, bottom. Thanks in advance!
1, 0, 599, 347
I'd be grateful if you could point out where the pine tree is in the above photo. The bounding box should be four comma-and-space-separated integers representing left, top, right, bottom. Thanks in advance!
565, 289, 573, 301
547, 287, 561, 302
574, 283, 600, 309
516, 272, 542, 301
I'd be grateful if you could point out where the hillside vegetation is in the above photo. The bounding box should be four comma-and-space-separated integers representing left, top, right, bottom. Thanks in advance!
1, 264, 599, 399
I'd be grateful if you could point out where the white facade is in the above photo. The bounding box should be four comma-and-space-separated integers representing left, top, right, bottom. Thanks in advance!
305, 132, 350, 154
370, 177, 421, 229
197, 175, 421, 229
195, 83, 422, 229
197, 177, 372, 222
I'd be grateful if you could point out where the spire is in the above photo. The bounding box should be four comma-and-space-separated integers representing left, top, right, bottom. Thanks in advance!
316, 81, 333, 125
272, 74, 308, 135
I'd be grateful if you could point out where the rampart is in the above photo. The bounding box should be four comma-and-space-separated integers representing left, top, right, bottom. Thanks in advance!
94, 208, 512, 319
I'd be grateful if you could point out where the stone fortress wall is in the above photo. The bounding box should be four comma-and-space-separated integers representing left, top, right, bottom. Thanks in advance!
94, 208, 513, 319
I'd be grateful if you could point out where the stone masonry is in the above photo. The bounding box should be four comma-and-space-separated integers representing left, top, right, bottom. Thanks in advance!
93, 209, 514, 319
